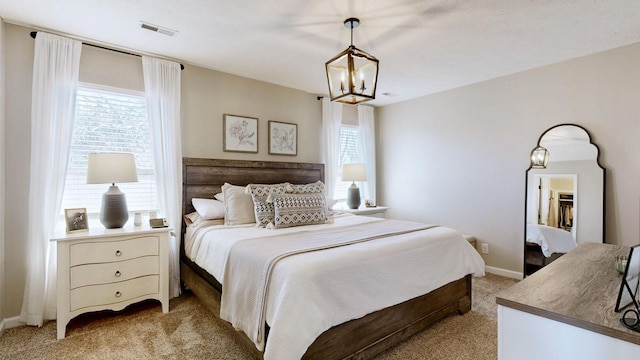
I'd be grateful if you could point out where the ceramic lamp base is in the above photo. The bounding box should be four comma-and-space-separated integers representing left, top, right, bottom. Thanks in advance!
346, 183, 361, 209
100, 185, 129, 228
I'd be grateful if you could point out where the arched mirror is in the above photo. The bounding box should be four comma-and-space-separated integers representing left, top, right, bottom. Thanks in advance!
524, 124, 605, 277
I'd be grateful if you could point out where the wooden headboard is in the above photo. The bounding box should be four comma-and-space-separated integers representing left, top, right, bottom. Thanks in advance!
182, 157, 325, 216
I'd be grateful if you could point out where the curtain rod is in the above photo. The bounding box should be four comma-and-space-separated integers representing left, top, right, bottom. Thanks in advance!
29, 31, 184, 70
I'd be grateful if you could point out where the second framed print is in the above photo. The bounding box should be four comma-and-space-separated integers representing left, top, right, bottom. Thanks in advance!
268, 121, 297, 156
223, 114, 258, 153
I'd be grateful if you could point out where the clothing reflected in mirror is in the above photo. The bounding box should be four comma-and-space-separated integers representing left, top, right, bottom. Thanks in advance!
534, 175, 576, 236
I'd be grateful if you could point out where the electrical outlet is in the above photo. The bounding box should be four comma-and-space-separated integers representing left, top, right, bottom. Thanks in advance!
481, 243, 489, 254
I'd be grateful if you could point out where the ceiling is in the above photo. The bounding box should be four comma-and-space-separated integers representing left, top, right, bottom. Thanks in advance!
2, 0, 640, 106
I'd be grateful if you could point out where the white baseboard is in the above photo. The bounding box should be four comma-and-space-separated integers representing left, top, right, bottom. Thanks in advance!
485, 265, 523, 280
1, 316, 23, 332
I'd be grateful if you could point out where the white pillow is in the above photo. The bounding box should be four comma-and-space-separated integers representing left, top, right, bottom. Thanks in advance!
221, 183, 256, 225
192, 198, 225, 220
214, 192, 224, 201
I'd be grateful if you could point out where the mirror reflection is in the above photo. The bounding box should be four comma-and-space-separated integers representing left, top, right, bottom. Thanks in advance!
524, 124, 605, 277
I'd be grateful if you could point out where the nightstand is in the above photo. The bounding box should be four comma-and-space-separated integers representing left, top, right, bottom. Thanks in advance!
463, 234, 477, 249
338, 206, 389, 218
51, 223, 171, 339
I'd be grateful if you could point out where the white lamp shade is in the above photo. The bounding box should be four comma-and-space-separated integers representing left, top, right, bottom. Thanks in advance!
342, 163, 366, 182
87, 152, 138, 184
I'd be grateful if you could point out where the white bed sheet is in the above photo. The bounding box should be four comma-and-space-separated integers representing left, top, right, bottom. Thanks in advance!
526, 223, 577, 257
185, 214, 486, 360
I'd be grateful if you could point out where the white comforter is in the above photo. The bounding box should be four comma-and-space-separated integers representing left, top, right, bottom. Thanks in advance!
526, 223, 577, 257
185, 214, 485, 360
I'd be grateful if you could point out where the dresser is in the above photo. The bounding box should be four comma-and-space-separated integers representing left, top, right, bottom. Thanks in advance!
496, 243, 640, 359
51, 224, 171, 339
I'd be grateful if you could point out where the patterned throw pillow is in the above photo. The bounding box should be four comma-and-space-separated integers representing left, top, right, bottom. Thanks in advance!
287, 180, 326, 194
272, 192, 328, 229
245, 183, 289, 227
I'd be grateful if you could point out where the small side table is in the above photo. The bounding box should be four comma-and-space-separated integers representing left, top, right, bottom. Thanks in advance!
337, 206, 390, 218
51, 223, 171, 339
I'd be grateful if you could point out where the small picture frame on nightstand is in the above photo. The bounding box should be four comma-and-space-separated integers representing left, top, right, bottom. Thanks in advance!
65, 208, 89, 233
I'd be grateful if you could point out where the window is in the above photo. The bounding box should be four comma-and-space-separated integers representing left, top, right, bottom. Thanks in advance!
60, 84, 158, 215
333, 125, 363, 200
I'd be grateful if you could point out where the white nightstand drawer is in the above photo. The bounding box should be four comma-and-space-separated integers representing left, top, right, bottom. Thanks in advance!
70, 275, 159, 311
69, 236, 159, 266
70, 256, 159, 289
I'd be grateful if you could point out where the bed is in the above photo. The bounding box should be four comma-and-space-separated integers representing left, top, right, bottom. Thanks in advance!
524, 223, 577, 275
180, 157, 485, 360
526, 223, 577, 257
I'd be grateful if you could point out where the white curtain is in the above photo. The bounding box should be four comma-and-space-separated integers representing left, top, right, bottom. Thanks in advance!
358, 105, 376, 204
20, 33, 82, 326
321, 98, 343, 202
142, 56, 183, 298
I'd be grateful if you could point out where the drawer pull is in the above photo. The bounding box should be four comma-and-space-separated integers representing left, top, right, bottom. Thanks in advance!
115, 271, 121, 277
115, 250, 122, 257
115, 291, 122, 298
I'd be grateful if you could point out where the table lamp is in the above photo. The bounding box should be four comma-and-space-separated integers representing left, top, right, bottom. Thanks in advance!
342, 163, 366, 209
87, 152, 138, 228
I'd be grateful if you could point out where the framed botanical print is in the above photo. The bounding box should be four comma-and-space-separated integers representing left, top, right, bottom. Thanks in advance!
268, 120, 297, 156
223, 114, 258, 153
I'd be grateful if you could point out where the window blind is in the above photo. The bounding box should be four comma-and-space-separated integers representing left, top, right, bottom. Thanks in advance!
334, 126, 362, 200
61, 85, 158, 215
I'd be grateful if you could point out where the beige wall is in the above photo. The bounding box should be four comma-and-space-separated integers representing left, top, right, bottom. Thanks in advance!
2, 22, 323, 318
180, 66, 322, 162
377, 42, 640, 275
1, 18, 6, 324
4, 23, 32, 320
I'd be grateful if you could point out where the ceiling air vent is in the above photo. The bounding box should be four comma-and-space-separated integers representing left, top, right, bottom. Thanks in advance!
140, 22, 177, 37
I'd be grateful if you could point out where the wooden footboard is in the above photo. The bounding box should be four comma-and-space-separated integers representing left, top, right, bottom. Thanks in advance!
181, 258, 471, 360
304, 273, 471, 360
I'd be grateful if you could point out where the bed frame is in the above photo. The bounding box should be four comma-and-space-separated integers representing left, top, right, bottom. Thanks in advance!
181, 157, 472, 359
524, 242, 563, 276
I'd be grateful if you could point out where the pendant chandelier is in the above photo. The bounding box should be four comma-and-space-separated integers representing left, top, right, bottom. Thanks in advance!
325, 18, 379, 105
531, 145, 550, 168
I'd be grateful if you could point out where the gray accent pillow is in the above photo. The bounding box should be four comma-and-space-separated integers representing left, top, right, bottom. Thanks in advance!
246, 183, 289, 227
272, 192, 328, 229
287, 180, 326, 194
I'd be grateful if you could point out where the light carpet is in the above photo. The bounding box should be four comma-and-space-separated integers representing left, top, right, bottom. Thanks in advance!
0, 273, 517, 359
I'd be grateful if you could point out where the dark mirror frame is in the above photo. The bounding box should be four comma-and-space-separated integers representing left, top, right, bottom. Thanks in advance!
523, 123, 606, 278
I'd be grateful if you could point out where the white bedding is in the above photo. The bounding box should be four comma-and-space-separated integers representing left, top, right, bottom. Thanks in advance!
526, 223, 577, 257
185, 213, 485, 360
